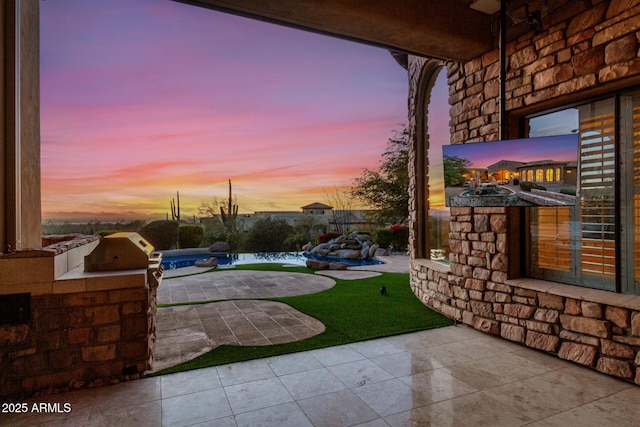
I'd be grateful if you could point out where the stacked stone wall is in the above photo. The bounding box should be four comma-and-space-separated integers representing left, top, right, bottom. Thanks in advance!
0, 285, 156, 398
412, 254, 640, 384
446, 0, 640, 144
408, 0, 640, 385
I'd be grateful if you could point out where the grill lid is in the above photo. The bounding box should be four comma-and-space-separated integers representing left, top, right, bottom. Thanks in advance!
84, 232, 154, 272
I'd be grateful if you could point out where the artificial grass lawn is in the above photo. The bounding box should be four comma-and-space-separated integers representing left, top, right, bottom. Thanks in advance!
155, 264, 453, 375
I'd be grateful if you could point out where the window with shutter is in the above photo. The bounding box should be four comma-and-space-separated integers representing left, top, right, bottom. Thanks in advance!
526, 90, 640, 294
621, 94, 640, 294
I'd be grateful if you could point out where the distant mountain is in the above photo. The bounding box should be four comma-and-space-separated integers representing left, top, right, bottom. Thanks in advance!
42, 211, 165, 223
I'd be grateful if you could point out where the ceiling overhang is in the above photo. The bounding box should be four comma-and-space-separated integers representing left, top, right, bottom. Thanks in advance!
172, 0, 495, 62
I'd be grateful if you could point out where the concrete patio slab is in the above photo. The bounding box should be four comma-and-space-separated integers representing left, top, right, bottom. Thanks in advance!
158, 270, 336, 305
314, 270, 381, 280
350, 254, 410, 274
153, 300, 325, 372
154, 270, 337, 371
162, 265, 217, 278
153, 261, 409, 373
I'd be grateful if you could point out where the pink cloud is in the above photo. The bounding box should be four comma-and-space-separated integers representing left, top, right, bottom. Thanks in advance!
39, 0, 409, 219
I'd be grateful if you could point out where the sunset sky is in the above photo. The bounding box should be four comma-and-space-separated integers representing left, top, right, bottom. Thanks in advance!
40, 0, 444, 221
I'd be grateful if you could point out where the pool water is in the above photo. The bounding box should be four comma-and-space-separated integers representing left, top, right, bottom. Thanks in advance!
160, 251, 383, 270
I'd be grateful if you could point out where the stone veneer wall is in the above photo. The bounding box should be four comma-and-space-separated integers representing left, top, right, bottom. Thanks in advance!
0, 236, 158, 398
408, 0, 640, 384
0, 287, 157, 398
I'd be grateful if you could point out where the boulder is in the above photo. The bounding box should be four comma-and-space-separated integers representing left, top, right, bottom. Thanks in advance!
208, 241, 230, 253
375, 247, 390, 257
306, 259, 329, 270
350, 232, 372, 243
336, 249, 361, 259
368, 243, 380, 258
301, 242, 314, 252
360, 243, 370, 259
307, 235, 378, 262
195, 257, 218, 268
329, 262, 348, 270
310, 243, 330, 254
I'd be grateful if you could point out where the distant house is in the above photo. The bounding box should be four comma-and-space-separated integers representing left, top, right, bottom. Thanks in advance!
517, 160, 577, 186
232, 202, 334, 231
301, 202, 333, 215
232, 203, 378, 233
485, 159, 577, 187
487, 160, 524, 183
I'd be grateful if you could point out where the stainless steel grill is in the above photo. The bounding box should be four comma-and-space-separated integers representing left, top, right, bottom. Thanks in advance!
84, 232, 160, 273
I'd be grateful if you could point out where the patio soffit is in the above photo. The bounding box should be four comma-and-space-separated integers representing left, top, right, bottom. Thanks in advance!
172, 0, 494, 62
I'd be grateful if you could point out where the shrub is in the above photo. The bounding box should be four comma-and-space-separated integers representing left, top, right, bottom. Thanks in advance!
519, 181, 546, 192
294, 215, 324, 244
201, 217, 227, 247
284, 233, 307, 251
178, 224, 204, 248
138, 220, 179, 250
203, 228, 226, 247
245, 217, 295, 252
96, 230, 118, 238
559, 188, 576, 196
375, 228, 393, 249
390, 225, 409, 251
512, 178, 519, 185
318, 232, 342, 243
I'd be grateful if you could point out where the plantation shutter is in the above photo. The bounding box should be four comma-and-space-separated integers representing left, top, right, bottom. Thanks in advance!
621, 95, 640, 293
532, 207, 572, 273
578, 100, 616, 290
633, 103, 640, 289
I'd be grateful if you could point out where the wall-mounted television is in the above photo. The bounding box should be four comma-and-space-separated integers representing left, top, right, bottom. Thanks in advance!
442, 134, 579, 207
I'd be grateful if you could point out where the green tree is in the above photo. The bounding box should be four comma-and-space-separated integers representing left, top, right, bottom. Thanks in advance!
245, 217, 294, 252
294, 214, 325, 244
351, 127, 409, 224
443, 155, 471, 187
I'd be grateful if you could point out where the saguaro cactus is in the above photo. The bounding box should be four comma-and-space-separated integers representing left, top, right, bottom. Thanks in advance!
170, 191, 181, 222
220, 180, 238, 232
170, 191, 181, 248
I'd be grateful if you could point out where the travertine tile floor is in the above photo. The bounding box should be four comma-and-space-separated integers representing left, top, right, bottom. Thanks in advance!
3, 325, 639, 427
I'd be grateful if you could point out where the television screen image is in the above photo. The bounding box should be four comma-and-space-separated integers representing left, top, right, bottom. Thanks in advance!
442, 134, 579, 207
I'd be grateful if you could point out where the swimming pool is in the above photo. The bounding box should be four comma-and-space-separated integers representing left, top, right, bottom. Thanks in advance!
159, 251, 383, 270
